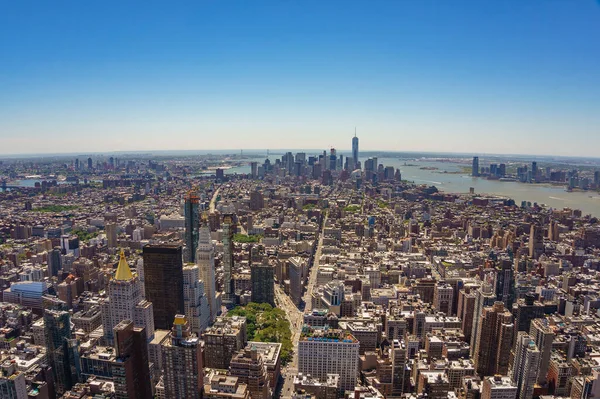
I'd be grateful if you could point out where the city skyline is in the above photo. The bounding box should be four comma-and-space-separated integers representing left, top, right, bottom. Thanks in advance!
1, 2, 600, 156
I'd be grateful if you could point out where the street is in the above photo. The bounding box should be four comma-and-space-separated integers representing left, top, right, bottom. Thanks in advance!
276, 209, 329, 398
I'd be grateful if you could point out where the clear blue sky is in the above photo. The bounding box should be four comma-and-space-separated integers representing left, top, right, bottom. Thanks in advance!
1, 1, 599, 156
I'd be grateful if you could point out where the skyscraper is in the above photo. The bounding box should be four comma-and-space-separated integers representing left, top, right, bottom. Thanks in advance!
143, 244, 185, 330
182, 264, 211, 335
105, 223, 118, 249
162, 315, 204, 399
470, 283, 497, 356
49, 246, 62, 277
101, 250, 154, 344
44, 300, 81, 398
298, 327, 359, 392
184, 192, 200, 263
529, 318, 554, 385
222, 214, 236, 306
196, 222, 218, 323
473, 302, 514, 376
352, 131, 359, 170
510, 333, 540, 399
251, 261, 275, 306
112, 320, 153, 399
472, 157, 480, 177
229, 347, 271, 399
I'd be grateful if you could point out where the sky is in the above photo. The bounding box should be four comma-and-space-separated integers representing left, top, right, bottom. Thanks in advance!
1, 1, 599, 156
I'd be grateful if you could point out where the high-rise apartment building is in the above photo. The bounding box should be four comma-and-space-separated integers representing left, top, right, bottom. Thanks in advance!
112, 320, 153, 399
203, 316, 248, 369
229, 347, 271, 399
529, 318, 554, 385
162, 315, 204, 399
143, 244, 185, 330
510, 332, 540, 399
182, 264, 211, 335
184, 192, 200, 263
470, 283, 497, 356
391, 339, 408, 396
473, 302, 514, 376
298, 327, 359, 392
514, 294, 544, 334
472, 157, 480, 177
101, 250, 154, 344
196, 223, 218, 323
222, 215, 236, 306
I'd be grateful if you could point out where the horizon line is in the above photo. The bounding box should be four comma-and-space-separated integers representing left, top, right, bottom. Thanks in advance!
0, 148, 599, 161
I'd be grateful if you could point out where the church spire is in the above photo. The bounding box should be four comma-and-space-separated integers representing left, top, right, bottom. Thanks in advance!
115, 249, 133, 281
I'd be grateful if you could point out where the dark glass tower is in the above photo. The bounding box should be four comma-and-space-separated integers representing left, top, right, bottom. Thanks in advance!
142, 244, 185, 330
44, 299, 80, 398
352, 131, 359, 169
184, 192, 200, 263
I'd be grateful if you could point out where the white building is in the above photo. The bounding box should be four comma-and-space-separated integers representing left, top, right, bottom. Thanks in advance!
482, 375, 517, 399
510, 332, 541, 399
101, 250, 155, 344
183, 264, 211, 335
298, 327, 359, 392
196, 224, 218, 323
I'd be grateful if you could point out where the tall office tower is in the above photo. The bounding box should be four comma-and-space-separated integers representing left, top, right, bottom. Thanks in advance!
105, 223, 118, 249
391, 339, 408, 396
222, 215, 236, 306
515, 294, 544, 334
229, 347, 271, 399
473, 302, 514, 376
44, 301, 81, 398
595, 171, 600, 187
101, 250, 154, 344
112, 320, 153, 399
295, 152, 306, 163
329, 148, 337, 171
196, 223, 218, 323
87, 157, 93, 169
182, 264, 211, 335
143, 244, 185, 330
433, 282, 454, 316
352, 131, 359, 169
251, 261, 275, 306
249, 190, 264, 210
250, 161, 258, 179
162, 315, 204, 399
203, 316, 248, 369
472, 157, 480, 177
529, 224, 544, 259
531, 161, 538, 181
470, 283, 497, 356
49, 246, 62, 277
298, 327, 359, 393
529, 318, 554, 385
482, 376, 518, 399
495, 258, 515, 309
510, 333, 540, 399
184, 192, 200, 263
457, 286, 477, 343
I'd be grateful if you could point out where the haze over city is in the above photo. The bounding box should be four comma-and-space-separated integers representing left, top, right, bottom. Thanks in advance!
1, 1, 600, 156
